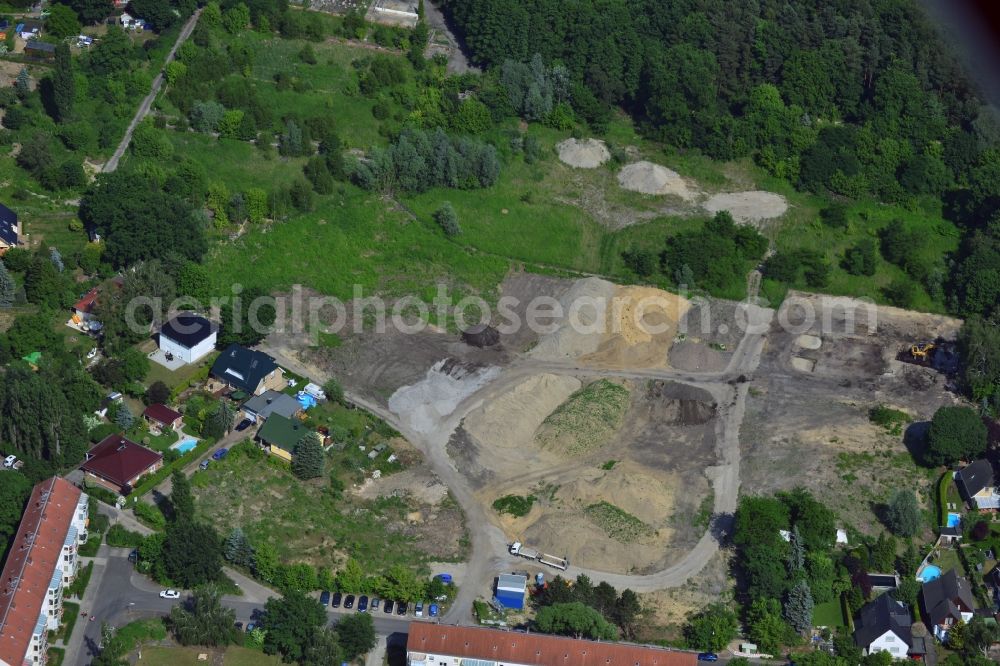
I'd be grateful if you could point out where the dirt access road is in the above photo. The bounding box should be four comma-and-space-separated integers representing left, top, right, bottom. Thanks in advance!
103, 9, 202, 173
261, 305, 772, 624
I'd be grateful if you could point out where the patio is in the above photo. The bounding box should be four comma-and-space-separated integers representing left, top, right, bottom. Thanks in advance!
148, 348, 188, 372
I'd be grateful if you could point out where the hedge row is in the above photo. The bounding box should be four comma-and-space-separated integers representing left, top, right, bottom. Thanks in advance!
130, 437, 216, 501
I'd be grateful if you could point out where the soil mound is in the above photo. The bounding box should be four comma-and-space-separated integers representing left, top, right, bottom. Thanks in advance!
556, 138, 611, 168
464, 374, 582, 456
703, 191, 788, 224
529, 277, 616, 361
617, 161, 697, 201
387, 359, 501, 436
535, 379, 630, 456
582, 285, 691, 369
668, 339, 728, 372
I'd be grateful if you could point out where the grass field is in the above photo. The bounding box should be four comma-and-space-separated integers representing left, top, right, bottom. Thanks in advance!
138, 646, 282, 666
584, 501, 655, 544
812, 599, 846, 628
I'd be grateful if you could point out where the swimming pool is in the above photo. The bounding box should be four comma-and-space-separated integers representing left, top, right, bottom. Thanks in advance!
173, 439, 197, 454
919, 564, 942, 582
947, 512, 962, 528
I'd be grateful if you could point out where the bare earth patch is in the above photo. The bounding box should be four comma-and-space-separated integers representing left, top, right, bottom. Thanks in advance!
703, 190, 788, 224
556, 138, 611, 168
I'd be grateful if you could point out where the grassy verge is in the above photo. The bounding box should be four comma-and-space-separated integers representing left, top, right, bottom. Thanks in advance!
46, 648, 65, 666
137, 646, 282, 666
536, 380, 630, 455
78, 532, 102, 557
584, 501, 655, 543
59, 602, 80, 641
65, 562, 94, 600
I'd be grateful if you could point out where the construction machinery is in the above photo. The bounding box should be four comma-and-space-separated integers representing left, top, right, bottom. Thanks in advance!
910, 342, 936, 360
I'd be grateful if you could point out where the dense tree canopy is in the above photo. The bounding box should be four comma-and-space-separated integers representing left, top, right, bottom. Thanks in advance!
925, 406, 988, 466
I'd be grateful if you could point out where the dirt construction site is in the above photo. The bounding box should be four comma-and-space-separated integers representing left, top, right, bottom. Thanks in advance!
263, 273, 968, 625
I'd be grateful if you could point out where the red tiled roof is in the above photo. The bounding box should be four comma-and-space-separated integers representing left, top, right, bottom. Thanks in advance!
81, 435, 162, 488
406, 624, 697, 666
72, 287, 98, 314
0, 478, 81, 666
142, 404, 182, 427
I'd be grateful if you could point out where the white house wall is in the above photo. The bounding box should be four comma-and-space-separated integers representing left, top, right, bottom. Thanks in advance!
159, 332, 217, 364
867, 629, 907, 657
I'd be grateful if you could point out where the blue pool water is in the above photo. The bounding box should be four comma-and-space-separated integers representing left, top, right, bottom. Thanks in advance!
947, 512, 961, 528
174, 439, 197, 454
920, 564, 942, 582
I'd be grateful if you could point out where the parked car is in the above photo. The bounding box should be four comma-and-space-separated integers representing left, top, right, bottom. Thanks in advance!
159, 589, 180, 599
382, 599, 394, 614
320, 591, 331, 606
235, 418, 253, 432
199, 460, 210, 471
697, 654, 719, 662
371, 598, 380, 611
331, 592, 342, 608
358, 595, 369, 612
396, 601, 408, 616
415, 601, 424, 617
3, 455, 17, 468
212, 448, 229, 461
435, 573, 453, 584
429, 604, 439, 617
246, 623, 256, 633
344, 595, 355, 609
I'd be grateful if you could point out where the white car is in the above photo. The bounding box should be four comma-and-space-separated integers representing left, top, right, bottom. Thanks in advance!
159, 589, 181, 599
3, 455, 16, 468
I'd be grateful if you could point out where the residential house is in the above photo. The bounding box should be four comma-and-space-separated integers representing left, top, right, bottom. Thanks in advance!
24, 40, 56, 59
955, 459, 999, 510
142, 404, 183, 435
158, 313, 218, 365
0, 477, 88, 666
922, 569, 976, 641
81, 435, 163, 494
68, 287, 102, 332
241, 390, 301, 424
405, 623, 696, 666
854, 593, 922, 658
209, 344, 285, 397
0, 202, 20, 253
256, 413, 308, 461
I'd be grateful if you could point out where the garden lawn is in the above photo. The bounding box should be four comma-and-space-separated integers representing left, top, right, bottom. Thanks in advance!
138, 647, 282, 666
812, 599, 846, 628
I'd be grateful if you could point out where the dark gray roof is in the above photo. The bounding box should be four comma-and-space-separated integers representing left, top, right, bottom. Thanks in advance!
159, 313, 217, 348
24, 40, 55, 53
956, 459, 994, 500
922, 569, 976, 626
242, 390, 299, 420
0, 202, 17, 246
211, 344, 278, 394
855, 594, 913, 649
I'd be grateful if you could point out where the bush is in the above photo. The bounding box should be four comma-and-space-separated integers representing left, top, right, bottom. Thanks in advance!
433, 202, 461, 236
65, 562, 94, 599
106, 524, 145, 548
133, 502, 167, 530
492, 494, 535, 517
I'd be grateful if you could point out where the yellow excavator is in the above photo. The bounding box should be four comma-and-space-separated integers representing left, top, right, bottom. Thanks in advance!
910, 342, 936, 360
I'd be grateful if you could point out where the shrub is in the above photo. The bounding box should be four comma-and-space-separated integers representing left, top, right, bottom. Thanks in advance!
433, 202, 461, 236
106, 524, 146, 548
133, 502, 167, 530
491, 494, 535, 517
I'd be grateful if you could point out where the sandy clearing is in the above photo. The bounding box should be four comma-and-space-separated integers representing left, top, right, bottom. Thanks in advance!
556, 138, 611, 168
617, 161, 698, 201
703, 190, 788, 224
528, 277, 617, 361
464, 373, 583, 456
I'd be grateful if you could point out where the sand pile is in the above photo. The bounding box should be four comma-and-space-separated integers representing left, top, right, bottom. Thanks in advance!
583, 285, 691, 368
388, 359, 501, 436
464, 374, 582, 453
529, 277, 617, 361
617, 161, 697, 201
556, 138, 610, 168
703, 191, 788, 224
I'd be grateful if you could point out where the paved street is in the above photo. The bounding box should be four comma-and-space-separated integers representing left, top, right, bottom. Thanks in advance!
69, 545, 421, 665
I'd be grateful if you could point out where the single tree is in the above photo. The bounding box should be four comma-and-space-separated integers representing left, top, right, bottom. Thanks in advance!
169, 584, 240, 646
787, 524, 805, 574
161, 520, 224, 588
885, 489, 921, 537
683, 602, 739, 651
52, 42, 75, 122
292, 432, 325, 480
145, 381, 170, 406
747, 597, 788, 654
46, 4, 82, 39
14, 68, 30, 98
784, 579, 814, 634
169, 470, 196, 523
203, 401, 235, 439
91, 623, 128, 666
322, 377, 345, 405
336, 613, 377, 660
224, 527, 255, 568
433, 202, 461, 236
263, 590, 328, 662
926, 406, 988, 466
49, 247, 64, 273
114, 403, 134, 430
0, 261, 14, 307
965, 616, 1000, 657
302, 627, 343, 666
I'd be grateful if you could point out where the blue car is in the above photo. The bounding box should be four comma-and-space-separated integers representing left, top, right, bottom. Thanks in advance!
212, 448, 229, 461
697, 654, 718, 662
320, 590, 331, 606
429, 604, 439, 617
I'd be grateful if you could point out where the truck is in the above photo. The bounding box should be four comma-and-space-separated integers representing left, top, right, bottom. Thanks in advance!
508, 542, 570, 571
